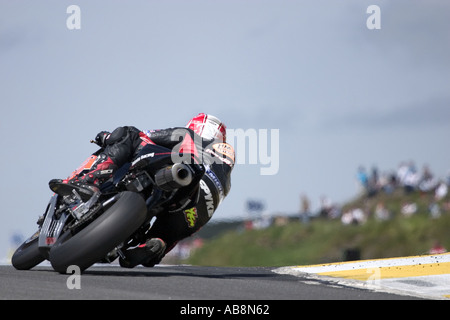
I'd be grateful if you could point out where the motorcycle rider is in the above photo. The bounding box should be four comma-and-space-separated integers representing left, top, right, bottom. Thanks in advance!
49, 113, 234, 268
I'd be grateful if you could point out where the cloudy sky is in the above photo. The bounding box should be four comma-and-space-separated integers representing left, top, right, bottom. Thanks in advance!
1, 1, 449, 259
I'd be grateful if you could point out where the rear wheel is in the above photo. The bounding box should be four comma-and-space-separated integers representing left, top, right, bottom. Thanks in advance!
49, 191, 147, 273
11, 233, 45, 270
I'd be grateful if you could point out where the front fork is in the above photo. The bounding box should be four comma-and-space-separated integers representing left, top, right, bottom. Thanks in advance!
38, 194, 70, 258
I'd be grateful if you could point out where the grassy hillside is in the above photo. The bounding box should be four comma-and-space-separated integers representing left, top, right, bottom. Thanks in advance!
186, 189, 450, 267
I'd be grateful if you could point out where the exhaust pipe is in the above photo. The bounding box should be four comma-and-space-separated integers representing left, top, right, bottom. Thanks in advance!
155, 163, 193, 191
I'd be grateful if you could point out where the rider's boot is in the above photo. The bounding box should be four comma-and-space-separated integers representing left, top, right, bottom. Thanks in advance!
119, 238, 166, 268
49, 154, 117, 201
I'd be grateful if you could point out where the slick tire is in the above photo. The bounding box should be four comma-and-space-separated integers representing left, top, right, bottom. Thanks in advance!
11, 235, 45, 270
49, 191, 147, 274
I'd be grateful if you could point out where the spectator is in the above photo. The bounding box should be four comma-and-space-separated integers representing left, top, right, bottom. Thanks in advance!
341, 208, 366, 225
435, 181, 448, 200
401, 202, 417, 217
396, 162, 409, 186
299, 193, 311, 224
328, 205, 341, 220
403, 161, 419, 193
371, 166, 379, 187
368, 166, 379, 196
374, 202, 391, 221
379, 171, 395, 194
428, 202, 441, 219
429, 241, 447, 254
341, 210, 353, 225
356, 166, 369, 193
352, 208, 366, 224
419, 165, 438, 192
421, 165, 433, 181
319, 195, 332, 218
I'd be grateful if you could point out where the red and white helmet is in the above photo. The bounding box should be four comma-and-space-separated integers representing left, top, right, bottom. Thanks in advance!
186, 113, 227, 142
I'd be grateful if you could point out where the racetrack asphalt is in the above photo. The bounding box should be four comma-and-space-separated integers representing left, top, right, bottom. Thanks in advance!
0, 264, 421, 300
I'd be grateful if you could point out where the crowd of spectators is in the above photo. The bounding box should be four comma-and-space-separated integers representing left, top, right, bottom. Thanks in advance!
357, 161, 449, 198
295, 161, 449, 254
244, 161, 450, 232
322, 162, 449, 227
296, 161, 450, 227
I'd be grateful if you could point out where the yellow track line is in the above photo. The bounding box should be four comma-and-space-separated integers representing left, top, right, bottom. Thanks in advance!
317, 261, 450, 281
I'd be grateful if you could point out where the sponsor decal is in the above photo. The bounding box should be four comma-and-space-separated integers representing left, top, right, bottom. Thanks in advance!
204, 148, 234, 167
200, 180, 215, 217
184, 207, 198, 228
205, 165, 224, 204
212, 143, 235, 162
131, 152, 154, 167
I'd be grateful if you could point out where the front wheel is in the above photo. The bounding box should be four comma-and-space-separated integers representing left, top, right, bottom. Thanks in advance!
49, 191, 147, 273
11, 233, 45, 270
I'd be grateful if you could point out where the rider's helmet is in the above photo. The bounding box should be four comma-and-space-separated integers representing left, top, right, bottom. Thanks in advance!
186, 113, 227, 142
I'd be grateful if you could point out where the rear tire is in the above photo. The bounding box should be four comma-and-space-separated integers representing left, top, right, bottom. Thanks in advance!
11, 235, 45, 270
49, 191, 147, 273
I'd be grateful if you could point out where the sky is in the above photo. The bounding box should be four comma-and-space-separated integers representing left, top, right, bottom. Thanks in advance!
1, 1, 449, 260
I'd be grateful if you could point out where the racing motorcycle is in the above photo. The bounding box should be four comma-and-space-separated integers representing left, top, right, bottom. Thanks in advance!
11, 142, 204, 273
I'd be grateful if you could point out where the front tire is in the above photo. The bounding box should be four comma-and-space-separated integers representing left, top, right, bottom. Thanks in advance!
11, 234, 45, 270
49, 191, 147, 273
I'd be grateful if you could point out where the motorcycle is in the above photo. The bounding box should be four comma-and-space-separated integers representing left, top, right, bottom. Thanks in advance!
11, 142, 204, 273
